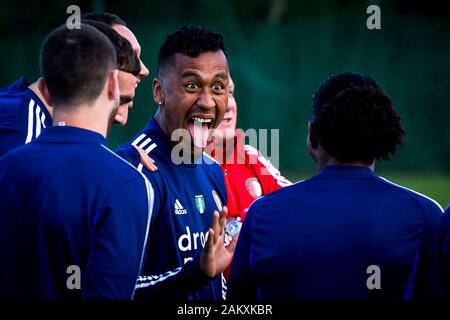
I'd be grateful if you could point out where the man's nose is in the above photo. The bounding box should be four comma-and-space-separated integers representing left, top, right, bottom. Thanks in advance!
139, 60, 149, 78
197, 90, 215, 110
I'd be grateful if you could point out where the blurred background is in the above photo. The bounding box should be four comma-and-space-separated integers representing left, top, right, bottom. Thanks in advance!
0, 0, 449, 206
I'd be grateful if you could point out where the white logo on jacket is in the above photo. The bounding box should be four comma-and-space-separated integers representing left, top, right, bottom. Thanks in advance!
174, 198, 188, 215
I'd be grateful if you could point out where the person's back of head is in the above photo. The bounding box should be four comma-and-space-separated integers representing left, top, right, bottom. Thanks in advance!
81, 11, 126, 27
40, 23, 117, 110
81, 19, 140, 76
157, 24, 227, 76
309, 72, 405, 165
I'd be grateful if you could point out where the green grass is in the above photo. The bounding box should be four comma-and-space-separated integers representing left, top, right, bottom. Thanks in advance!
284, 170, 450, 209
379, 172, 449, 209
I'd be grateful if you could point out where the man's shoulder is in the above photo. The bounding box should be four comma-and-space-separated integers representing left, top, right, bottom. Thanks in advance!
116, 141, 140, 167
201, 152, 223, 172
375, 175, 444, 214
248, 179, 304, 211
117, 128, 165, 164
95, 144, 148, 182
0, 142, 34, 165
115, 137, 169, 196
0, 143, 51, 181
0, 81, 46, 131
0, 77, 28, 95
0, 90, 30, 123
243, 144, 275, 170
0, 78, 33, 104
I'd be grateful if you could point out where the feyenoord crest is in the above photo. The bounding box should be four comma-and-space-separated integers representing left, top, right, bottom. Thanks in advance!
194, 195, 206, 214
246, 178, 263, 199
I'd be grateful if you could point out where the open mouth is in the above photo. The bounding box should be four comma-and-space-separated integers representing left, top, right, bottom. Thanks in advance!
188, 116, 214, 148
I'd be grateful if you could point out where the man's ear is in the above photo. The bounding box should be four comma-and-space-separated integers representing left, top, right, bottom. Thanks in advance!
107, 69, 120, 102
153, 77, 164, 105
308, 122, 319, 149
37, 78, 52, 106
307, 122, 320, 164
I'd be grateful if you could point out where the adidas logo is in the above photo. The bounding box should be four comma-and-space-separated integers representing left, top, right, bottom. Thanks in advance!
174, 199, 187, 215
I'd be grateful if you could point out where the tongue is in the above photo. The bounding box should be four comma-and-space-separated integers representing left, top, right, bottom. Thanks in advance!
188, 121, 209, 148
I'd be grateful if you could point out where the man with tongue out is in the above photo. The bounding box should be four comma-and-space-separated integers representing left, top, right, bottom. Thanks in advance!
116, 25, 236, 300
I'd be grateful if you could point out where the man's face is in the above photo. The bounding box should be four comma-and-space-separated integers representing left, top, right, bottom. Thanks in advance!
114, 70, 139, 125
112, 24, 150, 125
215, 77, 237, 141
156, 50, 228, 149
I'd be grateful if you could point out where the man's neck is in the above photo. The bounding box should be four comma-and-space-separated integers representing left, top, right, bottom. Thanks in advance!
53, 106, 111, 138
317, 157, 375, 172
29, 80, 53, 117
154, 109, 169, 136
312, 145, 375, 172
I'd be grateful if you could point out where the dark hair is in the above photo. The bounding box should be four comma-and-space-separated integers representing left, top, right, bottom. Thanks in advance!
310, 72, 405, 164
81, 12, 126, 26
158, 25, 227, 74
40, 24, 116, 108
82, 19, 140, 76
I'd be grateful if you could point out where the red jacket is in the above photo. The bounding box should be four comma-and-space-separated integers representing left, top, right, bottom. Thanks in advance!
209, 129, 291, 219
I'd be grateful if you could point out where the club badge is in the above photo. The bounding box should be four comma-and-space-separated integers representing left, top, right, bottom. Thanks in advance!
246, 178, 262, 199
194, 194, 205, 214
224, 217, 242, 246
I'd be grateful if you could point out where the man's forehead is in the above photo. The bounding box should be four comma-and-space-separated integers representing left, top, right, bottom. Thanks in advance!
173, 51, 228, 74
112, 24, 140, 51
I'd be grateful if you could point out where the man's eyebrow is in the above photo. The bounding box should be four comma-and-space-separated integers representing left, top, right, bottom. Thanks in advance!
181, 71, 199, 78
215, 73, 228, 81
180, 71, 228, 80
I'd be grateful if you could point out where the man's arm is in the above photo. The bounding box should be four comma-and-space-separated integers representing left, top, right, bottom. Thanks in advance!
133, 206, 238, 299
420, 206, 450, 298
83, 177, 152, 300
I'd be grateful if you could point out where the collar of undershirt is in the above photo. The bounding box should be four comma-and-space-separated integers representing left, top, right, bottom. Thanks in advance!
35, 125, 106, 145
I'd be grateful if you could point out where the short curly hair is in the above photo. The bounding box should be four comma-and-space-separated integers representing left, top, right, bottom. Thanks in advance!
157, 25, 227, 75
310, 72, 405, 164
